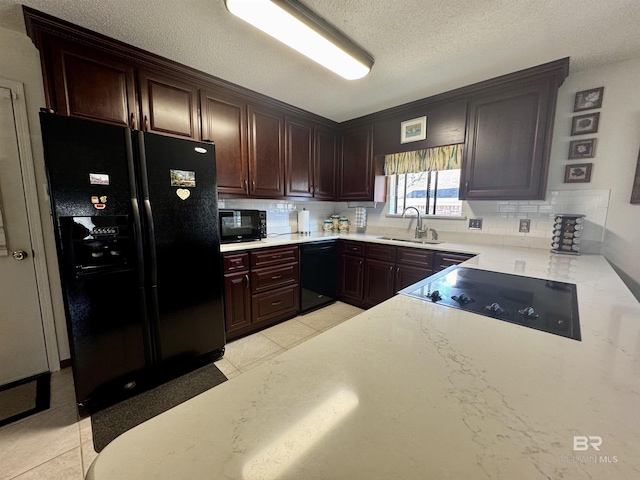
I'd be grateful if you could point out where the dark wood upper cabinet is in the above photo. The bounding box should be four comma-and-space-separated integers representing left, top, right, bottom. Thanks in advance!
338, 124, 374, 201
201, 89, 248, 195
285, 117, 337, 199
285, 116, 314, 197
248, 104, 285, 197
24, 8, 569, 203
460, 61, 568, 200
47, 37, 136, 127
313, 126, 338, 200
373, 100, 467, 156
138, 70, 200, 140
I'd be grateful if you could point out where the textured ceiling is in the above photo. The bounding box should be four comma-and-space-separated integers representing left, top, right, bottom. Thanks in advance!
2, 0, 640, 122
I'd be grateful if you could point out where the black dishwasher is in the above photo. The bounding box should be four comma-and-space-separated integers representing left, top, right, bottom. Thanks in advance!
300, 240, 338, 314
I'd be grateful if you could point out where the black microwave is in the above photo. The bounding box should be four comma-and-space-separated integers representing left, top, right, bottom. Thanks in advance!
219, 209, 267, 243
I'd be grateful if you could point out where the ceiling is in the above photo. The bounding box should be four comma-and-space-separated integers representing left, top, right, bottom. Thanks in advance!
2, 0, 640, 122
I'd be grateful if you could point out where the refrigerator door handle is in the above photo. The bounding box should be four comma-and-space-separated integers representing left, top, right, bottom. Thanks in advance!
126, 131, 156, 364
136, 131, 159, 286
125, 132, 146, 286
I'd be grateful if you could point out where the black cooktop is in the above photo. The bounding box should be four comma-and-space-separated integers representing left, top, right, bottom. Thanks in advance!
398, 266, 581, 341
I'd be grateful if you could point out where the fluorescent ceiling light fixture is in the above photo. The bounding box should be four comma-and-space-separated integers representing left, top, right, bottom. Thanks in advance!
225, 0, 374, 80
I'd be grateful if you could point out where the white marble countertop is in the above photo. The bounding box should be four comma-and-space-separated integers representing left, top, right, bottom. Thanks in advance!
220, 231, 481, 255
88, 243, 640, 479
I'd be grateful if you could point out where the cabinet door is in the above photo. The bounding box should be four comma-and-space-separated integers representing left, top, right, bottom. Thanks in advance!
201, 89, 248, 195
138, 69, 200, 139
395, 264, 432, 291
48, 37, 136, 127
338, 124, 374, 200
248, 104, 285, 197
285, 116, 313, 197
461, 80, 554, 200
364, 258, 396, 306
223, 272, 251, 333
313, 126, 338, 200
339, 254, 364, 302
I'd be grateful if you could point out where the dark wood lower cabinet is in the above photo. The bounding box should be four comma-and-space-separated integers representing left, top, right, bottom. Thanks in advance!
223, 272, 251, 333
364, 259, 395, 306
251, 285, 299, 324
338, 241, 475, 309
223, 247, 300, 341
395, 264, 432, 291
339, 254, 364, 304
223, 243, 475, 338
433, 252, 475, 271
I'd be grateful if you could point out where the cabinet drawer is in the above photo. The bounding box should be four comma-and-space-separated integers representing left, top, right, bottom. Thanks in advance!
223, 252, 249, 272
365, 243, 396, 262
251, 246, 298, 268
396, 247, 434, 268
340, 240, 364, 256
252, 284, 300, 324
251, 263, 299, 293
435, 252, 473, 271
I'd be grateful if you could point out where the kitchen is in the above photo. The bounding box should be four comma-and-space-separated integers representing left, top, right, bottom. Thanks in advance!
1, 0, 640, 478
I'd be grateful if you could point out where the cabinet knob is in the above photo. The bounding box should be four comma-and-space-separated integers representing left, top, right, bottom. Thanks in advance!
244, 274, 249, 289
252, 180, 256, 192
129, 112, 135, 129
144, 115, 149, 131
465, 181, 470, 193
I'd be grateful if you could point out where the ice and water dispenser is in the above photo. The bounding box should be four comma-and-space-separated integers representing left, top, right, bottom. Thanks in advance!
59, 216, 132, 274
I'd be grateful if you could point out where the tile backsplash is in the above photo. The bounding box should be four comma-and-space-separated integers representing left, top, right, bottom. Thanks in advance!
219, 188, 610, 252
218, 199, 334, 235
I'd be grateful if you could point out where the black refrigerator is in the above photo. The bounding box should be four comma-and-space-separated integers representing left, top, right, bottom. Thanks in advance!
40, 113, 225, 415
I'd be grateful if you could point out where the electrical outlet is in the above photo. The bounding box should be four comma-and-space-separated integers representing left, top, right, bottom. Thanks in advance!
468, 218, 483, 230
519, 219, 531, 233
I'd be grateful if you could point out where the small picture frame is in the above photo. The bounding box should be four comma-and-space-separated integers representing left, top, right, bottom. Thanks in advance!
564, 163, 593, 183
400, 116, 427, 144
568, 138, 597, 159
571, 112, 600, 136
574, 87, 604, 112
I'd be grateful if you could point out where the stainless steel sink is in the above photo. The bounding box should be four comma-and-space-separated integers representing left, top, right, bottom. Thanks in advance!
377, 236, 442, 245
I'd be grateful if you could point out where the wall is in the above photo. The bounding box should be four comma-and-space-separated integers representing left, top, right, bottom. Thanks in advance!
548, 58, 640, 300
0, 26, 70, 359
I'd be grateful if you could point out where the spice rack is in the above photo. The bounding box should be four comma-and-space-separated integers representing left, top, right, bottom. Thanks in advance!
551, 214, 585, 255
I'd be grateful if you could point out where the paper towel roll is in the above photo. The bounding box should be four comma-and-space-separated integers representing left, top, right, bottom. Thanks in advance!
298, 209, 311, 234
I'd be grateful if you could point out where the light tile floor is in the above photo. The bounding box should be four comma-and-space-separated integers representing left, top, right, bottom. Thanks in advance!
0, 301, 363, 479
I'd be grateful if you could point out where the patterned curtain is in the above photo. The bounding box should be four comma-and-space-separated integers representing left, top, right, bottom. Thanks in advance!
384, 144, 462, 175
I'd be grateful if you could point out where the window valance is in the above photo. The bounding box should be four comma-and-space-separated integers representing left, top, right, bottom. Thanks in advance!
383, 144, 462, 175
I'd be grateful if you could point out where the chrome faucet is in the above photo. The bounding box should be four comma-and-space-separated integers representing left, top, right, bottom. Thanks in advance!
402, 206, 428, 238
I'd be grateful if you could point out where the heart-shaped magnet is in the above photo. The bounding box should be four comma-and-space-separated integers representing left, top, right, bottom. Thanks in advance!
176, 188, 191, 200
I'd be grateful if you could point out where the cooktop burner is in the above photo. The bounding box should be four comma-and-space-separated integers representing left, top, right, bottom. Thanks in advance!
398, 266, 581, 341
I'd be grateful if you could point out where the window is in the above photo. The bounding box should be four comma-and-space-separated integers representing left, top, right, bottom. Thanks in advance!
389, 169, 462, 216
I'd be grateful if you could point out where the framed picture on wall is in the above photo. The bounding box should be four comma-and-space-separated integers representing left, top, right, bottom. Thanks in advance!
571, 112, 600, 136
564, 163, 593, 183
574, 87, 604, 112
400, 116, 427, 143
568, 138, 597, 159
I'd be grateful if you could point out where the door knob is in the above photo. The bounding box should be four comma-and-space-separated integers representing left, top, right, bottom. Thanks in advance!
12, 250, 28, 261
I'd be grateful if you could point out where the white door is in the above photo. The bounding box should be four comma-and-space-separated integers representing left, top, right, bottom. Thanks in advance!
0, 82, 56, 385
